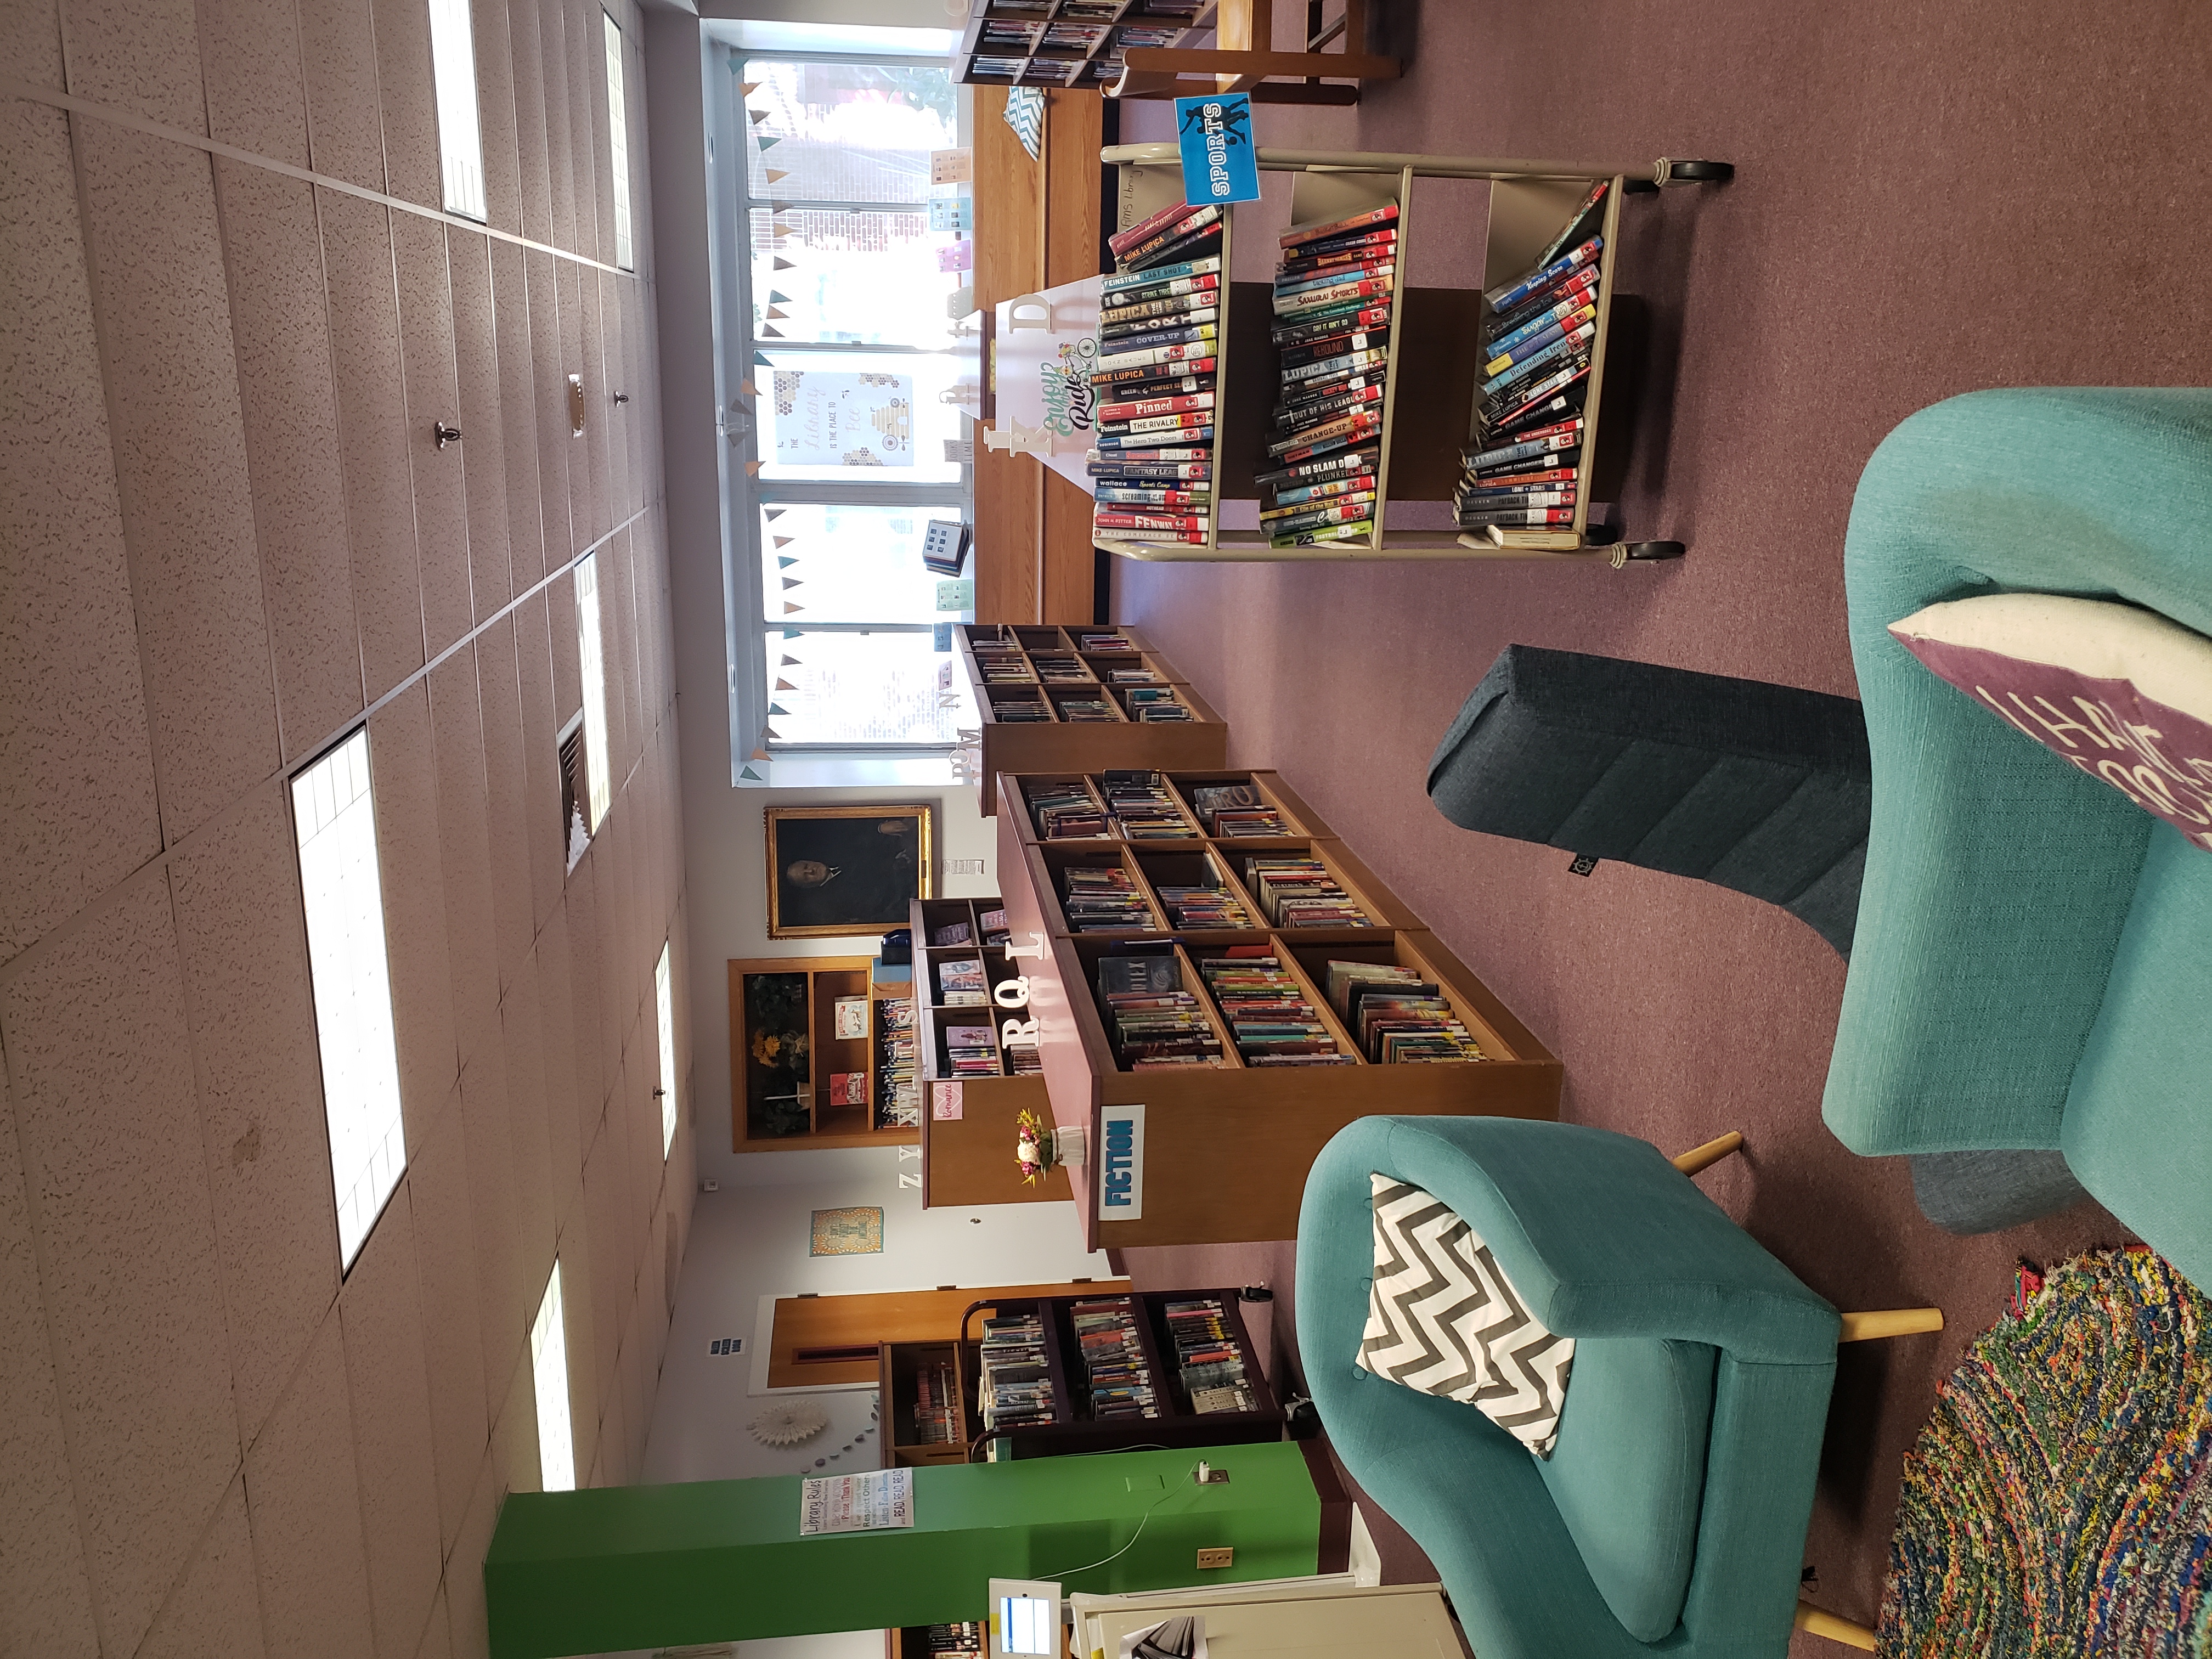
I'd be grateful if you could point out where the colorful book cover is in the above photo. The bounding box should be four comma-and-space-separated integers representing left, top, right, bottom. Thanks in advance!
1100, 255, 1222, 293
1280, 201, 1400, 249
1483, 236, 1604, 312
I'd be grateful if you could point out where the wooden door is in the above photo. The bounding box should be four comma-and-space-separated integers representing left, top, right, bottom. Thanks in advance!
768, 1280, 1128, 1387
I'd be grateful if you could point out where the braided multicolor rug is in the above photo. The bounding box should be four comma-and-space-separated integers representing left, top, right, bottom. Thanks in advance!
1880, 1246, 2212, 1656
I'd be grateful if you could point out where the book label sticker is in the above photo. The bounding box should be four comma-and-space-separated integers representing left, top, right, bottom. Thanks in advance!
1173, 94, 1260, 206
930, 1080, 964, 1121
1099, 1103, 1146, 1220
799, 1468, 913, 1536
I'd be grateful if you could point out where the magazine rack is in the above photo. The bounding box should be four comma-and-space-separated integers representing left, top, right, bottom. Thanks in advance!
1093, 145, 1731, 562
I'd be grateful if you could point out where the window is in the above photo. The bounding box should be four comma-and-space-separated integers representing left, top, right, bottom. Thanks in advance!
712, 48, 976, 783
655, 941, 678, 1156
291, 730, 407, 1271
575, 552, 612, 832
426, 0, 486, 221
531, 1262, 577, 1491
603, 12, 634, 269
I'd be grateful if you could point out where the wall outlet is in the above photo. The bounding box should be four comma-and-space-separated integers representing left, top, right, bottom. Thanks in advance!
1195, 1547, 1234, 1570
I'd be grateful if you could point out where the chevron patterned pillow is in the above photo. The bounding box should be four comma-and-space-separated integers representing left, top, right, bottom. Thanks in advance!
1358, 1173, 1577, 1456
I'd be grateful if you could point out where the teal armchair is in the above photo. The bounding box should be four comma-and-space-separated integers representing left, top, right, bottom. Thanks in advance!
1299, 1116, 1865, 1658
1824, 388, 2212, 1287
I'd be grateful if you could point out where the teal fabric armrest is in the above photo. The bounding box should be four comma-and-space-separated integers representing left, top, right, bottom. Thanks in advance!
1324, 1118, 1840, 1369
1827, 389, 2212, 1155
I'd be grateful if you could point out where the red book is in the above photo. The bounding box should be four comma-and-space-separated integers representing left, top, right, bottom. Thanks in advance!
1108, 200, 1204, 257
1459, 465, 1580, 493
1455, 505, 1578, 526
1093, 511, 1207, 531
1281, 201, 1400, 250
826, 1072, 865, 1105
1279, 245, 1399, 281
1097, 391, 1216, 423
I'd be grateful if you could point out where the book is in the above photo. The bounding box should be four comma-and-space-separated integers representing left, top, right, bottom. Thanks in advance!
1269, 518, 1373, 548
1090, 358, 1217, 391
833, 996, 868, 1040
1108, 199, 1206, 257
1098, 291, 1219, 328
1280, 201, 1399, 249
1096, 270, 1220, 309
1260, 489, 1376, 522
1131, 221, 1222, 273
1087, 460, 1212, 483
1251, 445, 1379, 488
1274, 258, 1396, 299
1273, 276, 1394, 316
1265, 423, 1380, 467
1094, 486, 1210, 508
1093, 338, 1216, 373
1272, 303, 1393, 347
1528, 179, 1610, 272
1099, 304, 1219, 343
1265, 410, 1380, 460
1483, 320, 1599, 398
1484, 304, 1598, 377
1094, 511, 1206, 532
1462, 417, 1584, 471
1097, 390, 1215, 424
1094, 425, 1213, 453
1099, 255, 1221, 294
1458, 463, 1581, 495
825, 1071, 865, 1106
1484, 235, 1604, 312
1455, 504, 1578, 527
1268, 471, 1376, 508
1094, 319, 1218, 356
1117, 204, 1221, 270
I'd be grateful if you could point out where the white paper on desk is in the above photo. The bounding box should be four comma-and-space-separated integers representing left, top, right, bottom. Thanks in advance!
1119, 1615, 1206, 1659
798, 1468, 913, 1536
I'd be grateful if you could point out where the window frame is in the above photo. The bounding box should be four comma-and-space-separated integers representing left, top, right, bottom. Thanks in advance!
426, 0, 488, 221
704, 44, 972, 785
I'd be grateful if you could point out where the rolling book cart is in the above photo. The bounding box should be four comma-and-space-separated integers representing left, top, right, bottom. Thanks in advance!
1097, 145, 1731, 562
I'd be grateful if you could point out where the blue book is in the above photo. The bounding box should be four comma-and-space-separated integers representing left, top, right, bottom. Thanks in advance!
1102, 255, 1222, 294
1482, 321, 1597, 398
1483, 236, 1603, 313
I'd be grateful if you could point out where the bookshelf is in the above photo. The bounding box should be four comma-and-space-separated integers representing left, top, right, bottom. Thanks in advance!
993, 768, 1563, 1248
1056, 145, 1733, 561
726, 957, 921, 1152
953, 0, 1214, 91
957, 624, 1227, 814
910, 895, 1070, 1208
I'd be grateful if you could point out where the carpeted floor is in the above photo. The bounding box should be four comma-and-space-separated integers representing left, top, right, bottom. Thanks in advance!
1111, 1, 2209, 1645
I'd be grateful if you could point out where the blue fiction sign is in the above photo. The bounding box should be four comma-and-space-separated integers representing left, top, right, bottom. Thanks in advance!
1174, 93, 1260, 206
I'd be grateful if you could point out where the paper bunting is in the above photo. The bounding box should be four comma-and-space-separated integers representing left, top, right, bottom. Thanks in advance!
775, 678, 798, 691
781, 577, 802, 588
748, 108, 770, 124
772, 258, 795, 270
782, 602, 802, 614
769, 704, 790, 716
780, 653, 800, 664
736, 79, 758, 94
764, 507, 785, 520
765, 306, 788, 320
777, 557, 797, 570
740, 765, 763, 780
774, 536, 795, 548
765, 170, 789, 185
760, 325, 783, 338
741, 380, 757, 397
745, 461, 762, 476
757, 136, 780, 151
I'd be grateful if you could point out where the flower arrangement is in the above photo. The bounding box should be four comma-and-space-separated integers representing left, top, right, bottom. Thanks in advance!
1014, 1107, 1055, 1186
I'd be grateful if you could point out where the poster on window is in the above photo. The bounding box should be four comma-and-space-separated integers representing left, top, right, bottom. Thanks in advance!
771, 370, 913, 467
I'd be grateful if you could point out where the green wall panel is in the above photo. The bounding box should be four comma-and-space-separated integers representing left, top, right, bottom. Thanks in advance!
485, 1444, 1320, 1658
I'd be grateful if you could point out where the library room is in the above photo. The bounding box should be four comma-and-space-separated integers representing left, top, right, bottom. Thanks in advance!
3, 0, 2207, 1657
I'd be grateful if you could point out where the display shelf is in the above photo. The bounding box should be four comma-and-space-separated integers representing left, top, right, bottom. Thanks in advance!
726, 957, 920, 1152
993, 769, 1563, 1247
953, 0, 1216, 91
958, 624, 1226, 814
878, 1340, 971, 1469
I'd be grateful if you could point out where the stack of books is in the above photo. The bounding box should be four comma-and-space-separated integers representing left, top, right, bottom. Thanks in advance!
1054, 692, 1119, 723
1088, 204, 1224, 550
918, 1623, 984, 1658
936, 956, 987, 1006
1070, 1296, 1161, 1421
989, 690, 1052, 723
1152, 872, 1252, 929
1079, 632, 1138, 652
979, 905, 1010, 945
930, 919, 973, 947
1163, 1297, 1257, 1414
1188, 782, 1288, 837
1324, 961, 1487, 1062
1097, 955, 1225, 1068
979, 1313, 1056, 1431
1100, 771, 1198, 839
1026, 778, 1111, 840
1199, 954, 1354, 1065
1240, 856, 1374, 927
975, 654, 1036, 684
1103, 664, 1161, 684
944, 1023, 1000, 1077
875, 998, 918, 1128
1121, 685, 1192, 722
910, 1355, 962, 1443
1458, 182, 1609, 536
1257, 201, 1400, 549
1030, 652, 1092, 684
1060, 865, 1157, 931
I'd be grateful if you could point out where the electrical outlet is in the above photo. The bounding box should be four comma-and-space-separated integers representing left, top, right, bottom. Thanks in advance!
1196, 1547, 1234, 1570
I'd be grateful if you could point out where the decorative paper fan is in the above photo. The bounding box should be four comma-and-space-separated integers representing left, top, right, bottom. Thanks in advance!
749, 1400, 830, 1447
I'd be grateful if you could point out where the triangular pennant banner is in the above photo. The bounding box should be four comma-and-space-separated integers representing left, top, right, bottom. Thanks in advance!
760, 325, 783, 338
768, 291, 789, 304
748, 108, 770, 125
753, 352, 772, 365
764, 507, 785, 520
740, 380, 756, 398
765, 169, 788, 184
781, 653, 800, 664
773, 258, 796, 270
776, 555, 797, 568
783, 630, 802, 640
782, 602, 802, 614
781, 577, 802, 589
737, 80, 758, 94
765, 727, 783, 741
775, 535, 795, 548
769, 704, 791, 716
775, 678, 798, 691
745, 461, 763, 476
741, 766, 763, 781
765, 306, 788, 320
757, 136, 781, 151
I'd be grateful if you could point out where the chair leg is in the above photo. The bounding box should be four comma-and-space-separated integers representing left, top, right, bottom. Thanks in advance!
1670, 1131, 1745, 1176
1793, 1602, 1876, 1650
1837, 1307, 1944, 1342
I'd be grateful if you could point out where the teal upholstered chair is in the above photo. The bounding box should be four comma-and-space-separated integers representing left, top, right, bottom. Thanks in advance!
1299, 1116, 1922, 1657
1825, 388, 2212, 1289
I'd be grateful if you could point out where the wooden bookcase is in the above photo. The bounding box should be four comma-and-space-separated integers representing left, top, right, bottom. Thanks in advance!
910, 895, 1069, 1208
953, 0, 1213, 91
958, 624, 1227, 814
727, 957, 921, 1152
877, 1287, 1283, 1466
994, 768, 1563, 1248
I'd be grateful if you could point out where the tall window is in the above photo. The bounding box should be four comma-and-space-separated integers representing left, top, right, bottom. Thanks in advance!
531, 1262, 577, 1491
655, 941, 678, 1156
426, 0, 486, 220
603, 12, 635, 269
713, 49, 978, 782
291, 730, 407, 1271
575, 552, 613, 832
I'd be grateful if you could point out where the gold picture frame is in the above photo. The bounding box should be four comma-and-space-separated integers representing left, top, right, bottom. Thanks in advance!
765, 804, 934, 940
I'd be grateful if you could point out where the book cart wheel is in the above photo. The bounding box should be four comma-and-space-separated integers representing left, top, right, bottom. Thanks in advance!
1625, 540, 1686, 561
1658, 159, 1733, 184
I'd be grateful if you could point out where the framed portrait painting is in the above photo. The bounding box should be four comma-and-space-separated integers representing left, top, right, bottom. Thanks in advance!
766, 805, 934, 939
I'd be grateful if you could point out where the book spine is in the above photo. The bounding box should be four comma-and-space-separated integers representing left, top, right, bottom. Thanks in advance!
1093, 528, 1210, 545
1100, 255, 1222, 293
1097, 336, 1221, 369
1462, 420, 1584, 472
1127, 217, 1224, 272
1269, 517, 1373, 548
1118, 205, 1221, 270
1099, 291, 1218, 328
1089, 361, 1216, 391
1279, 230, 1400, 270
1528, 179, 1610, 273
1485, 381, 1590, 438
1087, 445, 1210, 465
1269, 471, 1377, 506
1097, 272, 1221, 309
1483, 235, 1604, 311
1274, 258, 1395, 298
1458, 465, 1580, 496
1276, 381, 1384, 428
1281, 201, 1400, 249
1094, 486, 1209, 506
1482, 357, 1592, 428
1250, 445, 1379, 487
1099, 308, 1218, 346
1483, 303, 1598, 376
1265, 410, 1380, 459
1094, 425, 1212, 452
1273, 276, 1393, 316
1455, 504, 1578, 527
1094, 323, 1217, 360
1482, 319, 1599, 397
1272, 303, 1392, 346
1094, 511, 1207, 531
1283, 346, 1389, 386
1086, 461, 1212, 481
1458, 487, 1576, 513
1097, 391, 1215, 423
1107, 200, 1203, 257
1487, 266, 1601, 342
1099, 408, 1211, 436
1261, 497, 1376, 530
1279, 330, 1386, 371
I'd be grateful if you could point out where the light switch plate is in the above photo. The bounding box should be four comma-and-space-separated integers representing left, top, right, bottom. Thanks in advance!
1196, 1547, 1234, 1570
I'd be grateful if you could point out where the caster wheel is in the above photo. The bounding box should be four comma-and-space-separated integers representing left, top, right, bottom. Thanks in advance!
1239, 1284, 1274, 1302
1666, 159, 1733, 183
1583, 522, 1623, 545
1626, 540, 1686, 561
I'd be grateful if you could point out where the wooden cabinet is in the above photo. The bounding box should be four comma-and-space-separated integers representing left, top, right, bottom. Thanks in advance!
727, 956, 920, 1151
